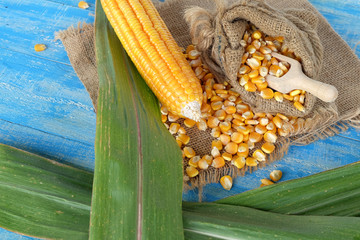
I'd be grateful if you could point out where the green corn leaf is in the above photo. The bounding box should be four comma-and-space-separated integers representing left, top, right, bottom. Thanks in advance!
216, 162, 360, 216
182, 202, 360, 240
0, 144, 359, 239
89, 1, 184, 239
0, 144, 92, 240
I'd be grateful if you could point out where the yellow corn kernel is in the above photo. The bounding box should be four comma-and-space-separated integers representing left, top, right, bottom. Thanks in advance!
252, 40, 261, 50
211, 101, 223, 111
212, 157, 225, 168
184, 118, 196, 128
78, 1, 90, 9
236, 125, 251, 135
201, 103, 211, 113
168, 112, 180, 122
239, 74, 249, 86
248, 69, 259, 79
244, 82, 257, 92
253, 149, 266, 162
178, 127, 186, 135
220, 175, 233, 190
245, 119, 259, 125
255, 124, 267, 134
294, 101, 305, 112
207, 116, 220, 128
101, 0, 203, 121
246, 157, 258, 167
276, 113, 289, 122
222, 152, 233, 161
215, 89, 228, 95
225, 142, 238, 155
299, 94, 305, 104
34, 44, 47, 52
212, 140, 223, 151
274, 92, 284, 102
224, 99, 235, 107
261, 178, 274, 186
293, 95, 300, 102
248, 132, 262, 143
253, 51, 264, 61
176, 134, 190, 145
272, 116, 283, 129
231, 132, 244, 143
188, 49, 201, 60
186, 44, 195, 54
246, 45, 256, 54
289, 89, 301, 97
236, 103, 250, 114
198, 158, 209, 170
259, 66, 269, 77
196, 119, 207, 131
183, 147, 196, 158
247, 57, 261, 69
251, 76, 266, 84
219, 122, 232, 133
188, 156, 200, 168
269, 65, 283, 77
259, 46, 272, 55
252, 30, 262, 40
214, 109, 227, 120
270, 170, 283, 182
237, 143, 249, 157
169, 123, 181, 134
232, 155, 246, 169
283, 94, 294, 101
224, 106, 236, 114
161, 114, 167, 123
190, 58, 202, 67
256, 81, 268, 91
186, 166, 199, 178
261, 142, 275, 154
260, 88, 274, 99
259, 117, 269, 126
220, 134, 231, 146
264, 131, 278, 143
242, 111, 254, 120
211, 127, 221, 138
176, 139, 182, 147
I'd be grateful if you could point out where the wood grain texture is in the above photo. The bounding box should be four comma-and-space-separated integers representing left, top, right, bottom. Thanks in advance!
0, 0, 359, 238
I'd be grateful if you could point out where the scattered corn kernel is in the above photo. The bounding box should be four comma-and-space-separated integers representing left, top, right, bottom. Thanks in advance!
232, 155, 246, 169
183, 147, 196, 158
270, 170, 283, 182
261, 142, 275, 154
188, 156, 200, 168
246, 157, 258, 167
261, 178, 274, 186
78, 1, 89, 9
220, 175, 233, 190
34, 44, 46, 52
212, 157, 226, 168
294, 101, 305, 112
186, 166, 199, 178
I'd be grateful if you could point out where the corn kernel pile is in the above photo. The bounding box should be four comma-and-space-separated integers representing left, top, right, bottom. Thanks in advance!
238, 25, 306, 112
161, 44, 304, 190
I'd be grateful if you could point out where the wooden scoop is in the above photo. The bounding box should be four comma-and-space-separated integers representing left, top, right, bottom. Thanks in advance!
266, 52, 338, 102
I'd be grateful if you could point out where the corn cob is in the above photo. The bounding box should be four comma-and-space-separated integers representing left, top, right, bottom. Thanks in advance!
101, 0, 203, 121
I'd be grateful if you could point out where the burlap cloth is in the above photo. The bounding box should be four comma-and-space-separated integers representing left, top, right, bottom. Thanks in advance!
56, 0, 360, 190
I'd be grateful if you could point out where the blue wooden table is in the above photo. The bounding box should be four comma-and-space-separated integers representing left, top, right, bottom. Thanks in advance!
0, 0, 359, 239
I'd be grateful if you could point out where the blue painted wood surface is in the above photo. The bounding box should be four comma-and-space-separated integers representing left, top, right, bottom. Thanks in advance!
0, 0, 359, 239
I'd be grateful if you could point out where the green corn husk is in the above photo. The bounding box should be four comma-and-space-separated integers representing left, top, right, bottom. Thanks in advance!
182, 202, 360, 240
0, 144, 92, 240
0, 143, 359, 239
89, 1, 184, 239
217, 162, 360, 217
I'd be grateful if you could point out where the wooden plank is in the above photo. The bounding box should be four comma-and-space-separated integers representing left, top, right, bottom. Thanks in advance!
0, 0, 95, 65
309, 0, 360, 56
0, 48, 96, 144
183, 133, 360, 201
0, 118, 95, 170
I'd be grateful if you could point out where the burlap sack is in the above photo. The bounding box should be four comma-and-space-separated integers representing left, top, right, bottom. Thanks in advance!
56, 0, 360, 191
185, 0, 321, 117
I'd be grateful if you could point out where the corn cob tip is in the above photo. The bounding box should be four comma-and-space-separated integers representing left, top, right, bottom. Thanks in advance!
182, 101, 201, 122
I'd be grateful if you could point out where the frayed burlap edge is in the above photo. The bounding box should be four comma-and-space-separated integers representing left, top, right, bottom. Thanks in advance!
55, 22, 98, 112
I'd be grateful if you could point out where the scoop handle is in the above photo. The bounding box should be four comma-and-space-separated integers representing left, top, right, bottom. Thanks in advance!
295, 75, 338, 103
